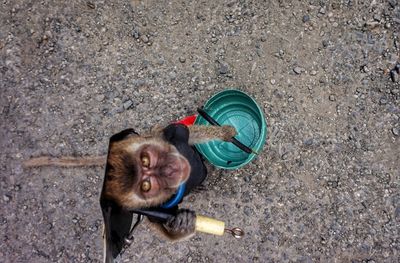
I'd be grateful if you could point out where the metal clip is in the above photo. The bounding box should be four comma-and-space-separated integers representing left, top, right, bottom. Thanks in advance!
224, 227, 245, 239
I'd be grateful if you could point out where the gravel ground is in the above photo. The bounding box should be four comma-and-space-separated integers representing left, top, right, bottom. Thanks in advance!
1, 0, 399, 262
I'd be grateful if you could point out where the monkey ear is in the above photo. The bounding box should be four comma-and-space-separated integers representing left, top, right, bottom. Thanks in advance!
100, 199, 134, 263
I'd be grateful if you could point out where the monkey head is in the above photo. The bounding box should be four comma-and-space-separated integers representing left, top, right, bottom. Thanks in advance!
103, 134, 191, 209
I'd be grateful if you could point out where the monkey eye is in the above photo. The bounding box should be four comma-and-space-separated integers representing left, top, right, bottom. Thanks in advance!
141, 155, 150, 168
141, 180, 151, 192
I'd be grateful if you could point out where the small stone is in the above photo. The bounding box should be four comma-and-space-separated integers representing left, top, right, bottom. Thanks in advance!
329, 94, 336, 101
3, 195, 11, 202
86, 2, 95, 9
373, 14, 381, 22
302, 15, 310, 23
310, 70, 317, 76
113, 105, 124, 114
270, 79, 276, 85
288, 96, 294, 102
332, 3, 340, 9
188, 256, 192, 263
123, 100, 133, 110
95, 94, 105, 102
390, 69, 399, 82
304, 138, 313, 146
392, 127, 400, 136
179, 57, 186, 63
206, 84, 216, 90
132, 29, 140, 39
141, 35, 149, 43
293, 67, 303, 74
380, 98, 388, 105
385, 23, 391, 29
219, 63, 229, 74
365, 20, 379, 29
319, 7, 326, 14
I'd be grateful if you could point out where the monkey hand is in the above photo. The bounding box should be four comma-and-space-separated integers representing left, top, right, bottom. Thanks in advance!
221, 125, 237, 141
163, 209, 196, 239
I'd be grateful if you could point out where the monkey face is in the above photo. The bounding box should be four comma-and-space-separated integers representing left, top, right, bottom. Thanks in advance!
103, 135, 191, 209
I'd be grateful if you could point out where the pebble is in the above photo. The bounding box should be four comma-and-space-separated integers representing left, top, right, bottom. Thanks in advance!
270, 79, 276, 85
304, 138, 314, 146
362, 65, 370, 73
310, 70, 317, 76
123, 100, 133, 110
332, 3, 340, 9
141, 35, 149, 43
373, 14, 381, 22
86, 2, 95, 9
329, 94, 336, 101
219, 63, 229, 74
132, 29, 140, 39
3, 195, 11, 202
302, 15, 310, 23
390, 69, 398, 83
392, 127, 400, 136
293, 66, 303, 74
179, 57, 186, 63
380, 98, 388, 105
95, 94, 105, 102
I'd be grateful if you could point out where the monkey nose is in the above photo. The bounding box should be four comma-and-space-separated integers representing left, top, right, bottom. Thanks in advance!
162, 164, 179, 177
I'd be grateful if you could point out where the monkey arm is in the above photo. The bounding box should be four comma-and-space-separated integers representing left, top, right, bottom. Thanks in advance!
147, 209, 196, 241
187, 125, 237, 145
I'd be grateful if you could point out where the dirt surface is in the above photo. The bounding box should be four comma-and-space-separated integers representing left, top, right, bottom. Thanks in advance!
1, 0, 399, 262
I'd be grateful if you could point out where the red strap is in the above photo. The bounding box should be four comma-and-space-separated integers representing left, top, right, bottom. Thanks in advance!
175, 115, 197, 126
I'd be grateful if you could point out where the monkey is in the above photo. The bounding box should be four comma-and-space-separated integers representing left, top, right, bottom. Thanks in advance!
103, 124, 235, 228
99, 123, 236, 262
23, 122, 236, 262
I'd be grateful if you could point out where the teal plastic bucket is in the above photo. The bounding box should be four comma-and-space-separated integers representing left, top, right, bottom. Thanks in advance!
194, 89, 267, 169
